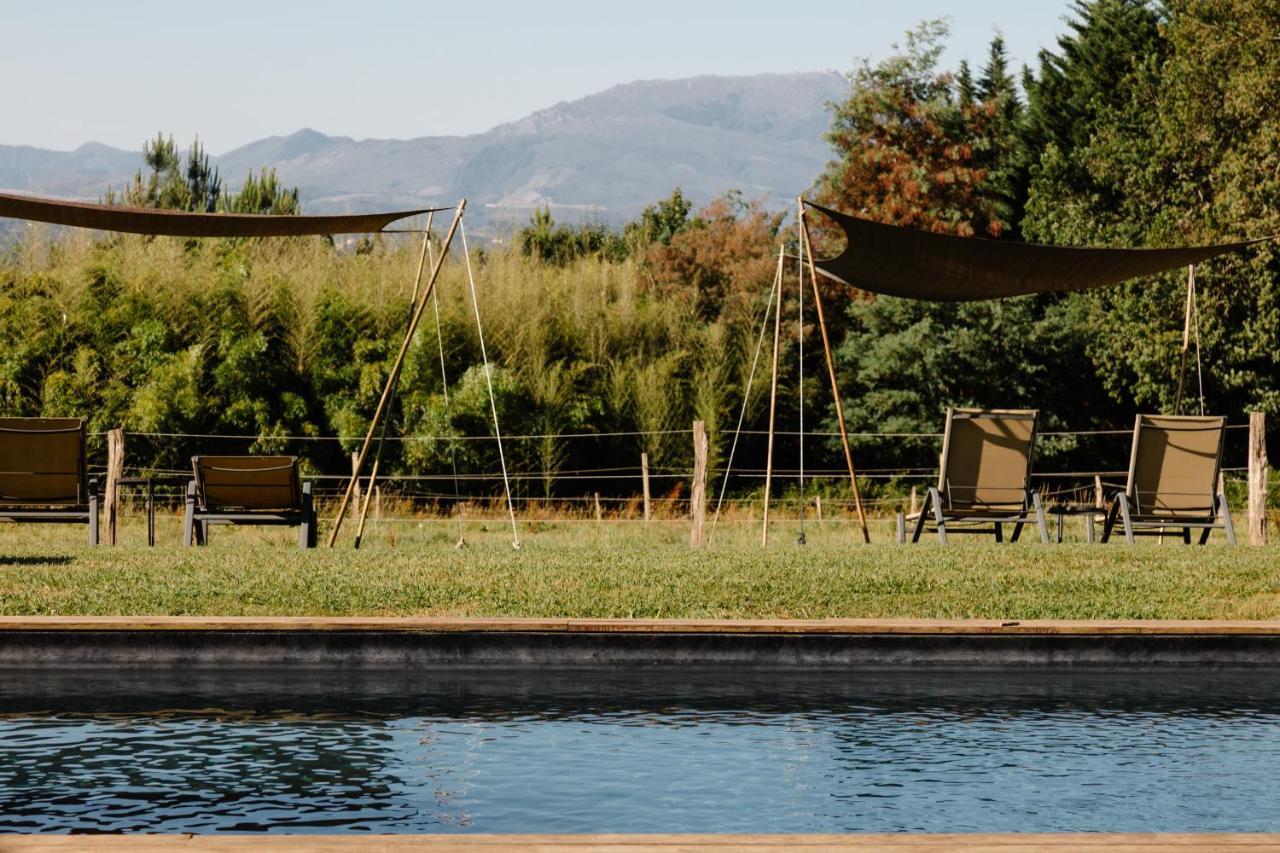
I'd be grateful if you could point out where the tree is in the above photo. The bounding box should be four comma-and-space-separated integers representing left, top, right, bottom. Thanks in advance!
1021, 0, 1280, 431
811, 20, 1006, 241
223, 168, 300, 215
109, 133, 222, 212
643, 192, 783, 321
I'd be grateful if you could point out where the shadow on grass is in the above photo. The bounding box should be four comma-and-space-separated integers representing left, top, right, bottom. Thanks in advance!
0, 555, 75, 566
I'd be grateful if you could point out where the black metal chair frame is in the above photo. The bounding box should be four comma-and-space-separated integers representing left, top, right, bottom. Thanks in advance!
182, 462, 316, 549
1100, 416, 1236, 546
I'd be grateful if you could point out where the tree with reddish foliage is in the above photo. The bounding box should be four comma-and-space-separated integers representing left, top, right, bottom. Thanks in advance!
810, 20, 1015, 249
644, 191, 785, 322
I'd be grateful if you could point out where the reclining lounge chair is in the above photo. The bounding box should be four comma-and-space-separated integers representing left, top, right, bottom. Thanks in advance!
909, 407, 1049, 544
1101, 414, 1235, 545
0, 417, 98, 544
184, 456, 316, 548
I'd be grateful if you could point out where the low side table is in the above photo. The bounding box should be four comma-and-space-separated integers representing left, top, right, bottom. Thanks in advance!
114, 476, 155, 546
1047, 503, 1104, 544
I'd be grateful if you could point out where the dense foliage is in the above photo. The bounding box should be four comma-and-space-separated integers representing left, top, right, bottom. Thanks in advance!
2, 0, 1277, 499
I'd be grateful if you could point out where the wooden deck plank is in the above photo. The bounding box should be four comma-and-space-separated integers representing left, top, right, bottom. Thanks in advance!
1, 833, 1277, 851
1, 616, 1280, 636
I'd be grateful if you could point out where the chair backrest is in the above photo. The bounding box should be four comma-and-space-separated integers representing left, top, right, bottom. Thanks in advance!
193, 456, 301, 511
937, 408, 1039, 511
1126, 414, 1225, 519
0, 417, 88, 506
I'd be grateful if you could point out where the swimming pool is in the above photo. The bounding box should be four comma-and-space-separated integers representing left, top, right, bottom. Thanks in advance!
2, 669, 1278, 834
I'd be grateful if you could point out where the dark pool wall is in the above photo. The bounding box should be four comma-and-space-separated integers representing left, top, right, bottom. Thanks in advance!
4, 630, 1280, 670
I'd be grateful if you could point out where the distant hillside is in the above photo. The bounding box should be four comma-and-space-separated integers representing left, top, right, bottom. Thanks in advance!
0, 71, 846, 228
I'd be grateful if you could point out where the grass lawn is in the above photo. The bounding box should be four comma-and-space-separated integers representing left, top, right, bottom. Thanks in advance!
0, 512, 1275, 620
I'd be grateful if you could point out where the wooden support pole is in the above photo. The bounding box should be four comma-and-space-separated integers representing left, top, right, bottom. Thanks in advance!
910, 485, 919, 516
691, 420, 708, 548
1249, 411, 1269, 546
761, 249, 785, 547
800, 201, 870, 543
104, 428, 124, 546
1174, 264, 1195, 415
814, 494, 823, 522
641, 452, 652, 524
593, 492, 603, 522
355, 215, 436, 550
327, 201, 466, 547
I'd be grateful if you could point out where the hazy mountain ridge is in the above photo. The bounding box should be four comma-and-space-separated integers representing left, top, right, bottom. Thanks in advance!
1, 71, 845, 226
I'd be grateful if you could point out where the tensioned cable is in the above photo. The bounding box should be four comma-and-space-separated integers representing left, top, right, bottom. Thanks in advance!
796, 219, 806, 545
460, 219, 520, 548
709, 250, 780, 545
426, 226, 467, 546
1192, 270, 1206, 417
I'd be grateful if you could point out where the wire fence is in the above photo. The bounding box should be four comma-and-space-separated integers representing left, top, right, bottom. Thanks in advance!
87, 422, 1263, 524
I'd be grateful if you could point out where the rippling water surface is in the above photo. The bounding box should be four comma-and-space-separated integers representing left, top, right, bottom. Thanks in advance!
2, 670, 1279, 833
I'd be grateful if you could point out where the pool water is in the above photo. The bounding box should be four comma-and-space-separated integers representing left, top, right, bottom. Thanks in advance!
2, 670, 1278, 834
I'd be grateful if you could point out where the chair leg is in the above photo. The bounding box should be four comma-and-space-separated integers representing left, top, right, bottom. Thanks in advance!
87, 491, 99, 546
1101, 499, 1120, 543
1032, 492, 1050, 544
1183, 527, 1192, 545
929, 487, 948, 545
1056, 510, 1065, 544
993, 522, 1003, 543
1117, 493, 1136, 545
182, 481, 196, 547
910, 491, 930, 543
300, 483, 315, 549
1219, 492, 1237, 545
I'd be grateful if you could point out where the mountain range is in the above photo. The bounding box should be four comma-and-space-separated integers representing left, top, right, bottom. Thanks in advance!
0, 71, 845, 229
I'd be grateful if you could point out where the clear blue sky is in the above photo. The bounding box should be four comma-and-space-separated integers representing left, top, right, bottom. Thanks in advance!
3, 0, 1073, 153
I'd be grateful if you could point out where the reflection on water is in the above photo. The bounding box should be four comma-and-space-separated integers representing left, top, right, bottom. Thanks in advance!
1, 669, 1279, 833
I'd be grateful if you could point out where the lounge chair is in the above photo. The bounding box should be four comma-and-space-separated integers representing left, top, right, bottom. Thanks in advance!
1101, 414, 1235, 544
909, 407, 1049, 544
0, 417, 98, 544
183, 456, 316, 548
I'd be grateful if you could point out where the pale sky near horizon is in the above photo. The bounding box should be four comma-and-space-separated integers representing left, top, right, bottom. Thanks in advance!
3, 1, 1072, 154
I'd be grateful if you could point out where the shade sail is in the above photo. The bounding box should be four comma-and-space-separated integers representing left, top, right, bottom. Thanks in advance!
0, 191, 441, 237
805, 201, 1269, 302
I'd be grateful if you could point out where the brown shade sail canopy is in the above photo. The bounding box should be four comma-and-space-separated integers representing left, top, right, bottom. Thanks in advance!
0, 191, 442, 238
805, 201, 1270, 302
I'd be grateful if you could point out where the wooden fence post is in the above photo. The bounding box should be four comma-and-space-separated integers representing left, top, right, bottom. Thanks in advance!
690, 420, 708, 548
641, 452, 651, 524
351, 452, 362, 504
593, 491, 603, 523
104, 428, 124, 546
814, 494, 823, 523
910, 486, 919, 516
1249, 411, 1268, 546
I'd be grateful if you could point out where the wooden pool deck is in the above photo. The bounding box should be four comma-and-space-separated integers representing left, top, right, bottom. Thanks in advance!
4, 833, 1279, 851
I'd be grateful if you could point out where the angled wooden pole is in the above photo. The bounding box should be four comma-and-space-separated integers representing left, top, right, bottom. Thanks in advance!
800, 199, 870, 543
761, 247, 786, 547
355, 212, 436, 549
328, 201, 466, 546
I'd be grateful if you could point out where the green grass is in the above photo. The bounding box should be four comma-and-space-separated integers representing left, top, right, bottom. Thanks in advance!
0, 513, 1276, 620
